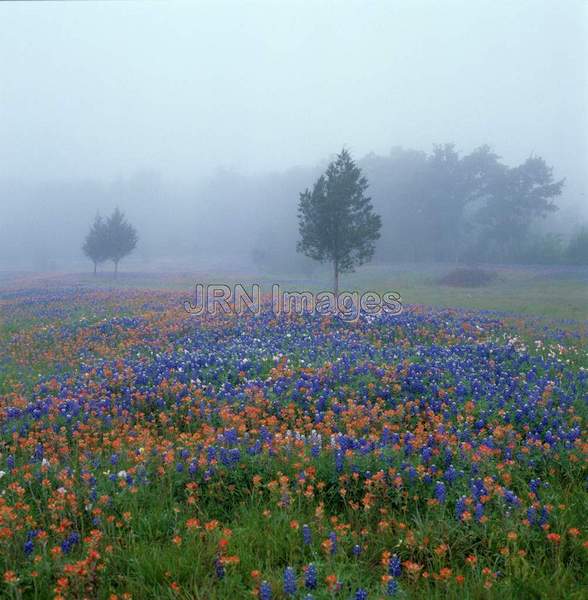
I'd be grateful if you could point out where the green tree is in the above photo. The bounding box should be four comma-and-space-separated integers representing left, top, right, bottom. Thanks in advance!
82, 213, 108, 275
417, 144, 501, 263
476, 156, 563, 261
105, 208, 138, 277
297, 149, 381, 295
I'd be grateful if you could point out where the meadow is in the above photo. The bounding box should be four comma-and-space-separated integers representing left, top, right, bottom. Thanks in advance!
0, 267, 586, 600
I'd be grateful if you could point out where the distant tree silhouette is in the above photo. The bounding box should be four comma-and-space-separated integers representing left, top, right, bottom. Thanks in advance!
82, 213, 108, 275
105, 208, 138, 277
297, 149, 381, 295
363, 146, 563, 264
567, 226, 588, 265
476, 156, 563, 261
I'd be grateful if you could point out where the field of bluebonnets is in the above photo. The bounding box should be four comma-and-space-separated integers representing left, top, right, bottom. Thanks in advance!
0, 277, 587, 600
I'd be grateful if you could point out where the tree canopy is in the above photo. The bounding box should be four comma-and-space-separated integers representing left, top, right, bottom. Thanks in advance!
363, 146, 564, 264
82, 214, 108, 274
297, 149, 381, 294
82, 208, 138, 275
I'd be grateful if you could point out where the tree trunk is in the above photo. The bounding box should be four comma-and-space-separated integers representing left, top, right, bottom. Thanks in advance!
333, 260, 339, 298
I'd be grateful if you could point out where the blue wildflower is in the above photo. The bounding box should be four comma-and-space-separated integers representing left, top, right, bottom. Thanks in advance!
329, 531, 337, 555
435, 481, 446, 503
259, 581, 272, 600
302, 523, 312, 545
284, 566, 296, 596
388, 554, 401, 577
305, 563, 317, 589
386, 578, 398, 596
455, 495, 467, 520
215, 556, 225, 579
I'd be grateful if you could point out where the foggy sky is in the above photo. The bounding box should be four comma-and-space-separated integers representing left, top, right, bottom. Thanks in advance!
1, 0, 586, 188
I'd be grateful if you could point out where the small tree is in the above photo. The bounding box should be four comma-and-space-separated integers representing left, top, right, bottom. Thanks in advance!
82, 213, 108, 275
297, 149, 381, 295
105, 208, 138, 277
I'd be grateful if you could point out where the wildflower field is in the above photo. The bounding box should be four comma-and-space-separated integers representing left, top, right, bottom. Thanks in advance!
0, 280, 587, 600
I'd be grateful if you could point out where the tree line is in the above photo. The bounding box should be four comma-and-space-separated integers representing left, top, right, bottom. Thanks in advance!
296, 148, 587, 292
82, 145, 588, 281
361, 144, 570, 265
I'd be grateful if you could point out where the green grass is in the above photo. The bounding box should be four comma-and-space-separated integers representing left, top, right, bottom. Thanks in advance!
340, 265, 588, 321
3, 264, 586, 320
0, 268, 586, 599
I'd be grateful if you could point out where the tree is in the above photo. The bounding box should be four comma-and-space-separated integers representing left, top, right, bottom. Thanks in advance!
408, 144, 501, 263
105, 208, 138, 276
363, 145, 501, 264
361, 147, 428, 262
475, 156, 563, 261
566, 226, 588, 265
297, 149, 381, 295
82, 213, 108, 275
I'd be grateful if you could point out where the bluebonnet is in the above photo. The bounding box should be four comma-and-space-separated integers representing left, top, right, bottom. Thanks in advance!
259, 581, 272, 600
302, 523, 312, 545
388, 554, 401, 577
60, 531, 80, 555
435, 481, 446, 503
335, 449, 344, 472
444, 465, 458, 484
284, 566, 296, 596
305, 563, 317, 589
214, 556, 225, 579
504, 489, 520, 506
387, 578, 398, 596
329, 531, 337, 555
455, 495, 467, 520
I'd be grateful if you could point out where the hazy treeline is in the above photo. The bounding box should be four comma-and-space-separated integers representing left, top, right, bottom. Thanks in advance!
362, 146, 569, 265
0, 145, 586, 273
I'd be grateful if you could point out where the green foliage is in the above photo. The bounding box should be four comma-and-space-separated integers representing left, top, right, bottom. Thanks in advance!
513, 233, 565, 265
364, 147, 564, 265
417, 144, 500, 262
476, 156, 563, 260
297, 149, 381, 291
1, 276, 587, 599
82, 213, 109, 271
105, 208, 138, 273
566, 226, 588, 265
82, 208, 138, 275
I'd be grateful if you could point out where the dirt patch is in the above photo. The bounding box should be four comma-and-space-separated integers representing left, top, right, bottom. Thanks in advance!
438, 267, 498, 287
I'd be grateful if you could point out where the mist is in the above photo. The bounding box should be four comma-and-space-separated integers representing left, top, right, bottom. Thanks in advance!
0, 0, 586, 272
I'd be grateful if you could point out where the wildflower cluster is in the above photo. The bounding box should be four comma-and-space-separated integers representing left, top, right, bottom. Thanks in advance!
0, 285, 586, 598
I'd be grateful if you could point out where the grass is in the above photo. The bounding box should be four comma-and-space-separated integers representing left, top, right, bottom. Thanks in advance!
342, 265, 588, 321
3, 263, 587, 319
0, 267, 586, 599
